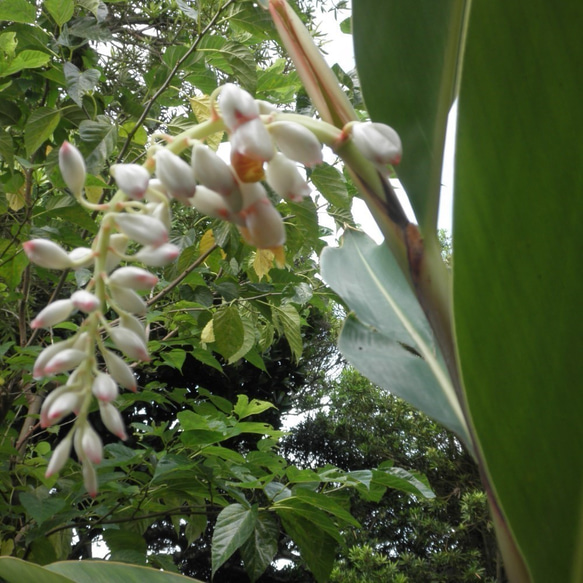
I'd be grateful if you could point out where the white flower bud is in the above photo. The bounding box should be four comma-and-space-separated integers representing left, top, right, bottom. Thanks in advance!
269, 122, 323, 167
230, 118, 275, 162
43, 391, 81, 426
68, 247, 94, 269
79, 424, 103, 465
105, 234, 129, 273
92, 371, 119, 402
31, 299, 75, 329
191, 145, 240, 205
99, 402, 128, 440
109, 284, 147, 315
71, 290, 100, 313
350, 121, 402, 166
155, 149, 197, 201
109, 327, 150, 362
146, 201, 171, 230
243, 198, 286, 249
110, 163, 150, 200
134, 243, 180, 267
109, 266, 158, 290
146, 178, 169, 201
239, 181, 268, 211
59, 141, 86, 197
43, 348, 86, 376
102, 348, 137, 392
33, 340, 72, 379
120, 313, 148, 343
219, 83, 259, 131
45, 435, 73, 478
114, 213, 169, 247
23, 239, 73, 270
82, 460, 98, 498
190, 185, 237, 222
266, 153, 311, 202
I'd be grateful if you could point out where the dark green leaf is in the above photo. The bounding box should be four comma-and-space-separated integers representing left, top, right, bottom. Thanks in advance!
0, 557, 73, 583
213, 305, 244, 360
24, 107, 61, 156
211, 503, 257, 577
79, 116, 117, 173
240, 512, 279, 583
0, 0, 35, 24
310, 162, 350, 209
20, 491, 67, 526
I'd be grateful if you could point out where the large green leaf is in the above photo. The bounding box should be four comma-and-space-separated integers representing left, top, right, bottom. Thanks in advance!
352, 0, 466, 234
24, 107, 61, 156
0, 557, 74, 583
0, 0, 35, 24
44, 0, 74, 26
211, 503, 257, 577
64, 62, 100, 107
213, 305, 245, 360
321, 230, 470, 446
452, 2, 583, 581
239, 511, 279, 582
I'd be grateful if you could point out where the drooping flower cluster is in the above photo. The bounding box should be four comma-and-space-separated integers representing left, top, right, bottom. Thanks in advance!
25, 83, 402, 496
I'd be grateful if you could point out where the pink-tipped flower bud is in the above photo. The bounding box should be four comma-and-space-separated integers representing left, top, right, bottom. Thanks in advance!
105, 234, 129, 273
134, 243, 180, 267
266, 153, 311, 202
191, 145, 241, 208
31, 299, 75, 329
219, 83, 260, 131
68, 247, 94, 268
42, 390, 81, 426
243, 198, 286, 249
99, 402, 128, 440
59, 141, 86, 197
350, 122, 402, 166
110, 163, 150, 200
146, 178, 169, 201
239, 181, 268, 211
82, 460, 98, 498
45, 435, 73, 477
109, 266, 158, 290
109, 327, 150, 362
23, 239, 73, 270
114, 213, 169, 247
190, 185, 237, 222
120, 313, 148, 344
79, 424, 103, 465
33, 340, 72, 379
102, 348, 137, 392
44, 348, 86, 376
92, 371, 119, 402
146, 201, 172, 230
71, 290, 100, 313
269, 122, 323, 167
230, 118, 275, 162
109, 284, 147, 315
155, 149, 197, 201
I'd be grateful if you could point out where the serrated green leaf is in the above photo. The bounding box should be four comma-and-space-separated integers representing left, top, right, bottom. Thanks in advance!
321, 230, 470, 447
228, 314, 256, 363
240, 512, 279, 583
211, 504, 257, 577
277, 303, 302, 362
213, 306, 244, 360
310, 162, 350, 209
0, 0, 36, 24
45, 0, 74, 26
24, 107, 61, 156
63, 62, 100, 107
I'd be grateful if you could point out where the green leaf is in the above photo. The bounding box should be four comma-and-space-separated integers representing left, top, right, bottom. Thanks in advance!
0, 129, 14, 166
0, 50, 50, 77
79, 116, 117, 174
213, 305, 245, 360
0, 557, 74, 583
23, 107, 60, 154
276, 510, 337, 583
0, 0, 36, 24
227, 314, 256, 364
63, 62, 100, 107
45, 0, 74, 26
277, 303, 302, 362
176, 0, 198, 20
452, 2, 583, 581
191, 347, 223, 373
292, 489, 361, 528
373, 466, 435, 499
211, 503, 257, 577
239, 512, 279, 583
321, 230, 470, 446
234, 395, 276, 420
310, 162, 350, 209
20, 491, 67, 526
353, 0, 465, 233
47, 560, 205, 582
